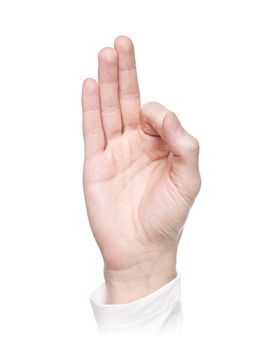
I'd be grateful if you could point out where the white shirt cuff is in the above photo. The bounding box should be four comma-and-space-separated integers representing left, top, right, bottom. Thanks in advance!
90, 274, 183, 335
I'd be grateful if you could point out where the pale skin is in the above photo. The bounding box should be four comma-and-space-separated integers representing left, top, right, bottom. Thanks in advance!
81, 36, 201, 304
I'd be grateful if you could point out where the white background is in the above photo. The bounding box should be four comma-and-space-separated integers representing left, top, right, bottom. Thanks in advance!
0, 0, 262, 349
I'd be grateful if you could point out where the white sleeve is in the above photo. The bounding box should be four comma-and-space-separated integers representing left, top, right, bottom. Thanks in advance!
90, 274, 183, 335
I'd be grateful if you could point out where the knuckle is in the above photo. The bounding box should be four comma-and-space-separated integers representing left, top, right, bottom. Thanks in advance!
186, 135, 200, 153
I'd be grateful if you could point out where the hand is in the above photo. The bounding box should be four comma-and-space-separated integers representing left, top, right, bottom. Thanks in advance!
81, 36, 201, 303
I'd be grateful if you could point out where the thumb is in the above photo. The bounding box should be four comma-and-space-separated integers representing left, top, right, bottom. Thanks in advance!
141, 102, 201, 195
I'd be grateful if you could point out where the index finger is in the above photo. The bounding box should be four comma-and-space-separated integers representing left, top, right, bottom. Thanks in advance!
114, 36, 141, 129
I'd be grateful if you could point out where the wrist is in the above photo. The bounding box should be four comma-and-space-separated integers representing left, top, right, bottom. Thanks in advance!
103, 251, 177, 304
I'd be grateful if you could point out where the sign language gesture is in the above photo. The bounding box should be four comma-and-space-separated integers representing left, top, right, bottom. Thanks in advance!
82, 36, 201, 303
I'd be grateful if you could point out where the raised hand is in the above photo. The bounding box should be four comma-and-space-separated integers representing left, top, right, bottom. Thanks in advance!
81, 36, 201, 303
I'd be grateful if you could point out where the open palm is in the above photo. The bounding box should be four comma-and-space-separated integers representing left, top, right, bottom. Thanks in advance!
82, 37, 201, 283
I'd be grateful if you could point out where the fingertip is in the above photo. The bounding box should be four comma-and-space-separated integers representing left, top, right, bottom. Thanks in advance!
98, 47, 117, 64
114, 35, 134, 52
82, 78, 100, 112
82, 78, 98, 92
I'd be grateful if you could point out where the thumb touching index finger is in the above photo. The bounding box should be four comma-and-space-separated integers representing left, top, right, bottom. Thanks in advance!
141, 102, 200, 162
141, 102, 201, 195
